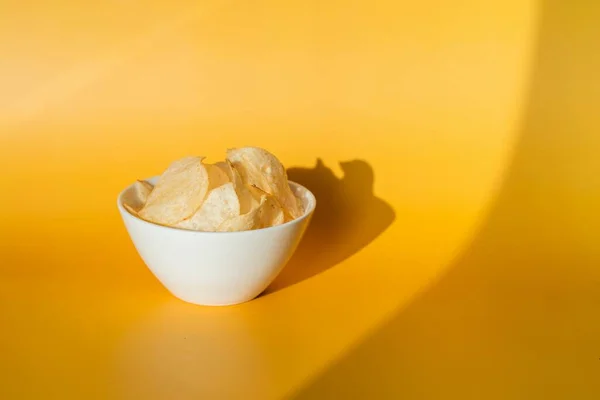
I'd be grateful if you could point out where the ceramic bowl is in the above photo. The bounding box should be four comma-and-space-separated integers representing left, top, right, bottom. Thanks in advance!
117, 176, 316, 306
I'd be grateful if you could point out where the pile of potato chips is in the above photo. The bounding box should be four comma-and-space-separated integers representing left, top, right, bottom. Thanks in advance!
123, 147, 304, 232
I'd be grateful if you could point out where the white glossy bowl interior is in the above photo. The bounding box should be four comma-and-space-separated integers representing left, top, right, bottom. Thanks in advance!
117, 176, 316, 306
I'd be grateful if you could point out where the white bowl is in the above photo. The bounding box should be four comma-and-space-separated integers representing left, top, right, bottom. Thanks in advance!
117, 176, 316, 306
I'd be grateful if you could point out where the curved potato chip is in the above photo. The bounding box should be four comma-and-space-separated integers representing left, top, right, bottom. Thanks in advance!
292, 192, 305, 220
206, 163, 230, 190
175, 183, 240, 231
122, 180, 154, 212
227, 160, 258, 214
248, 185, 285, 226
123, 203, 140, 217
226, 147, 301, 219
217, 192, 283, 232
217, 197, 264, 232
248, 184, 295, 223
214, 161, 231, 179
262, 196, 285, 227
139, 156, 208, 225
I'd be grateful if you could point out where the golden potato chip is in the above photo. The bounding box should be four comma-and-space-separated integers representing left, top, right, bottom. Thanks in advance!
249, 185, 285, 226
217, 197, 263, 232
137, 179, 154, 196
248, 184, 295, 223
135, 180, 153, 205
122, 180, 154, 213
123, 203, 140, 217
226, 147, 301, 219
294, 192, 305, 216
131, 147, 305, 230
261, 195, 285, 227
283, 192, 305, 222
206, 163, 230, 190
214, 161, 231, 179
227, 160, 258, 214
217, 192, 283, 232
176, 183, 240, 231
139, 156, 209, 225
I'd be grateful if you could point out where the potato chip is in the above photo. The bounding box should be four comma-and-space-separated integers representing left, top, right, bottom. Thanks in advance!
227, 160, 258, 214
217, 197, 263, 232
248, 183, 297, 223
217, 191, 284, 232
261, 195, 285, 227
246, 185, 285, 225
123, 203, 140, 217
137, 179, 154, 198
206, 163, 230, 190
139, 156, 209, 225
214, 161, 231, 179
175, 183, 240, 231
131, 147, 305, 230
226, 147, 301, 219
293, 193, 305, 219
123, 180, 154, 213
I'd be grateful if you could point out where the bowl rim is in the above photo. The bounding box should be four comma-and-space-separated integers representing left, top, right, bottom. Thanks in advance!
117, 176, 316, 235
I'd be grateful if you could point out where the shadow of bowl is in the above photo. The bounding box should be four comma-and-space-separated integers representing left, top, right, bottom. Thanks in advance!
264, 158, 395, 294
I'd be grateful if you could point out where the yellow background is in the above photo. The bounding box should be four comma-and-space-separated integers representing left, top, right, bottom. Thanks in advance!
1, 0, 599, 398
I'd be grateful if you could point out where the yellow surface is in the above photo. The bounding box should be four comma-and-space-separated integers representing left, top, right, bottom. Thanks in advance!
1, 0, 599, 398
